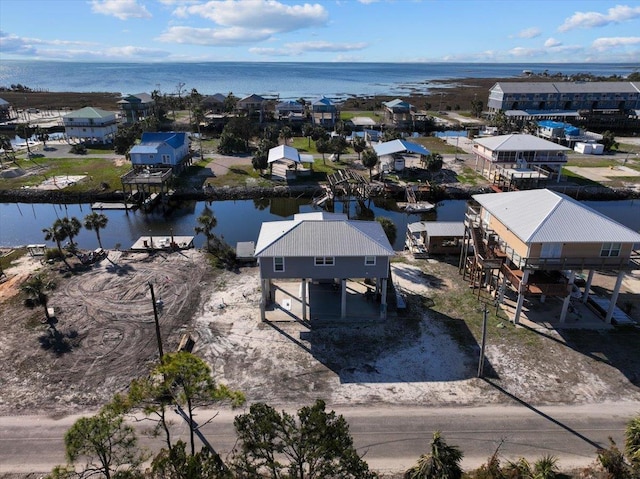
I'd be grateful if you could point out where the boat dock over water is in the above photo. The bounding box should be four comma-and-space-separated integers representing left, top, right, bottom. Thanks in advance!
131, 235, 194, 251
91, 202, 137, 210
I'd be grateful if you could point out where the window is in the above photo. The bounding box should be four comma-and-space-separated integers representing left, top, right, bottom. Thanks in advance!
541, 242, 562, 259
600, 243, 621, 257
365, 256, 376, 266
162, 154, 171, 164
314, 256, 335, 266
482, 209, 491, 225
274, 257, 285, 272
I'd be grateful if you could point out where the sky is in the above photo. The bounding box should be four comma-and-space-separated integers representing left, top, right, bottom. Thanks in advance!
0, 0, 639, 63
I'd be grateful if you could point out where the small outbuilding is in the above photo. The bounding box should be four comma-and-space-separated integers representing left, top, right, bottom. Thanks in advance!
268, 145, 314, 181
406, 222, 465, 257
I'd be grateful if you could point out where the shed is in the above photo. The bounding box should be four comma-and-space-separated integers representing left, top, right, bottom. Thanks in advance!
406, 221, 465, 257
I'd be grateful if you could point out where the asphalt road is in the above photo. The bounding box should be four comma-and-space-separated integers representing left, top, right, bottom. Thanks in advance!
0, 400, 636, 475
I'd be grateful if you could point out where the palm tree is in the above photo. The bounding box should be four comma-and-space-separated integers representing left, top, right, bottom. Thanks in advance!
532, 455, 558, 479
43, 219, 69, 265
60, 217, 82, 249
353, 136, 366, 161
279, 126, 293, 146
0, 134, 14, 165
20, 273, 56, 321
405, 431, 463, 479
626, 415, 640, 469
84, 212, 109, 249
302, 123, 313, 148
361, 148, 379, 180
194, 206, 217, 253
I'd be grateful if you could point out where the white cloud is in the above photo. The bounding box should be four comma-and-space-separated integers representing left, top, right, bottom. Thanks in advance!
508, 47, 539, 58
250, 40, 368, 57
544, 38, 561, 48
90, 0, 152, 20
592, 36, 640, 51
357, 0, 380, 4
558, 4, 640, 32
178, 0, 328, 32
248, 47, 290, 56
287, 40, 368, 53
158, 26, 271, 45
103, 46, 169, 58
518, 27, 541, 39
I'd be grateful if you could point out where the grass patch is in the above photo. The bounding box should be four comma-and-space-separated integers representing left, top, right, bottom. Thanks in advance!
1, 247, 28, 272
204, 164, 272, 188
340, 111, 383, 122
565, 157, 619, 168
410, 136, 462, 155
290, 137, 317, 153
456, 166, 483, 186
409, 260, 535, 351
0, 157, 131, 192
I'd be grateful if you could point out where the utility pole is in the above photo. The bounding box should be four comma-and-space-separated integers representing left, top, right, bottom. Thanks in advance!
477, 306, 488, 378
148, 281, 164, 362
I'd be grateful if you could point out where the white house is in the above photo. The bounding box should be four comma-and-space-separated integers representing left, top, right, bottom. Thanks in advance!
62, 107, 118, 144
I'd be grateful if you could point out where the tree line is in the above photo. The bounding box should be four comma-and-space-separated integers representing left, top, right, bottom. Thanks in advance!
44, 349, 640, 479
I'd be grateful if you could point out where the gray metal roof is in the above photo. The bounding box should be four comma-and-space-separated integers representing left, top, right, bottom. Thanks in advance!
473, 189, 640, 244
255, 215, 395, 257
492, 82, 559, 94
268, 145, 301, 164
373, 139, 430, 157
492, 81, 640, 94
408, 221, 465, 237
64, 107, 115, 119
473, 134, 571, 152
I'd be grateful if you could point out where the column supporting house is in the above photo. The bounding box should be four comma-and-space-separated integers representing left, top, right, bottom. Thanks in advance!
380, 278, 388, 319
341, 279, 347, 318
458, 226, 469, 274
260, 278, 269, 322
513, 269, 530, 325
605, 271, 625, 324
300, 278, 307, 322
498, 273, 507, 303
582, 270, 595, 304
559, 271, 576, 323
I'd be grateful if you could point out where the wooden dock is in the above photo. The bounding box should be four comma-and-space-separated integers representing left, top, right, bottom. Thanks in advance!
131, 235, 194, 251
91, 202, 137, 210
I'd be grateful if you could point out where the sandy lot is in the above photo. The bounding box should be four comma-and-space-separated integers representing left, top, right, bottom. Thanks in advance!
1, 248, 639, 418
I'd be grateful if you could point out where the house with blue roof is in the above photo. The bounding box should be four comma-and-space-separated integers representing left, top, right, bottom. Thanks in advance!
117, 93, 155, 124
128, 131, 190, 172
311, 96, 338, 127
383, 99, 416, 128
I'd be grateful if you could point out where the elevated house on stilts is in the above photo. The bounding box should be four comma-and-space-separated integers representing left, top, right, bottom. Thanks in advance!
459, 189, 640, 325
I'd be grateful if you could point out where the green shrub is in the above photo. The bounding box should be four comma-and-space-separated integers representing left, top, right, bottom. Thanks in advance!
45, 248, 63, 260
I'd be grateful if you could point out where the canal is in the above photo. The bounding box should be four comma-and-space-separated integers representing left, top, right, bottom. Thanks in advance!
1, 198, 638, 252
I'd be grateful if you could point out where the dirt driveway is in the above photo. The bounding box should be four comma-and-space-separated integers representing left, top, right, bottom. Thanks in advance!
1, 249, 639, 417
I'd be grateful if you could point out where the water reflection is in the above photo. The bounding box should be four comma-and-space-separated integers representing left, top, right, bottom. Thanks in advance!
1, 198, 638, 252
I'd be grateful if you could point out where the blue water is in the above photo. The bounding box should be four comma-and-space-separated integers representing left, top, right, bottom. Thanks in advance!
1, 198, 638, 252
1, 61, 636, 101
434, 131, 468, 138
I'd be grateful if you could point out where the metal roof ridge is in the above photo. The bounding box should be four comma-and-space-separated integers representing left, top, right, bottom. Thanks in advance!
523, 190, 563, 242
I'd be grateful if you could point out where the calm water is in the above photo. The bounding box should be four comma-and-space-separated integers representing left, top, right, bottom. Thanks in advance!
1, 198, 638, 252
1, 61, 637, 101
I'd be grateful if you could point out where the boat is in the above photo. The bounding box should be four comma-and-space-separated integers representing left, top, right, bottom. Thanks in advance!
141, 192, 160, 212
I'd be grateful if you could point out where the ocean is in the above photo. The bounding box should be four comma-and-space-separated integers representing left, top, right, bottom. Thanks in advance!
0, 60, 637, 101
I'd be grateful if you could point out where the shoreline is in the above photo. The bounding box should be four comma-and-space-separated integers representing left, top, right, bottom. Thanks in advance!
1, 182, 638, 205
